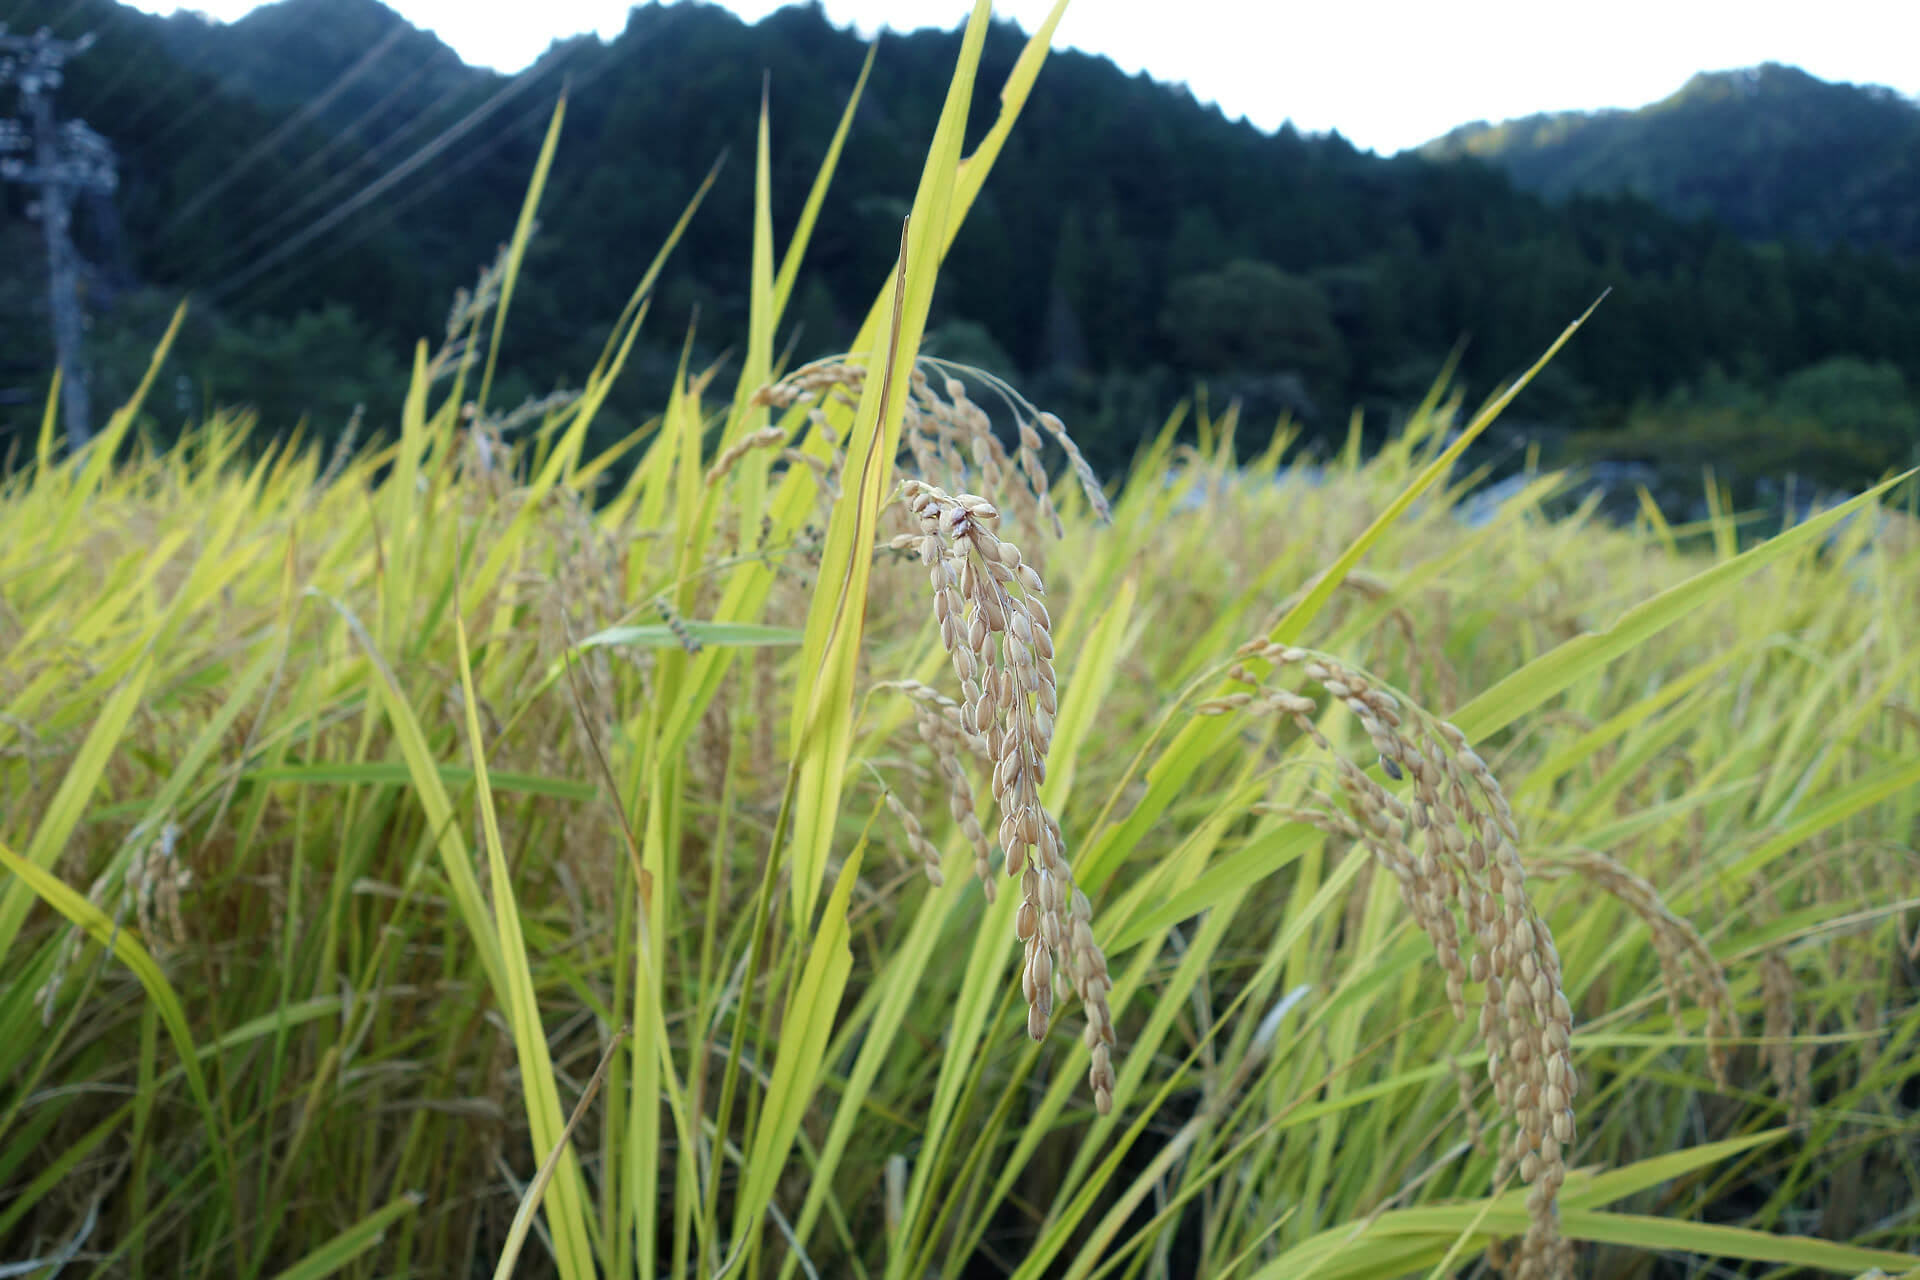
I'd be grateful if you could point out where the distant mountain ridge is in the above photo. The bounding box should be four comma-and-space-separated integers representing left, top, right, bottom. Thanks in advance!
5, 0, 1920, 493
1420, 63, 1920, 256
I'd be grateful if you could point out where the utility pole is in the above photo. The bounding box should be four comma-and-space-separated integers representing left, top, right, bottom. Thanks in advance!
2, 26, 117, 451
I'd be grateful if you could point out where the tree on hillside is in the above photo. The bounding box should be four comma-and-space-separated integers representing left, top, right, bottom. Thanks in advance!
1161, 259, 1345, 388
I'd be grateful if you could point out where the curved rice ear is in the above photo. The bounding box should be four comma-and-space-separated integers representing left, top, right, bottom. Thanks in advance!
902, 482, 1115, 1111
1194, 643, 1581, 1260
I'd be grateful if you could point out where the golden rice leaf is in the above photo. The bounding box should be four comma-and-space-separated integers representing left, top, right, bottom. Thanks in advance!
1705, 751, 1920, 903
0, 834, 233, 1203
772, 40, 878, 319
780, 871, 972, 1277
1043, 577, 1138, 811
1265, 298, 1607, 652
328, 591, 508, 1002
450, 574, 597, 1279
0, 655, 152, 960
729, 838, 863, 1248
785, 0, 996, 930
584, 156, 720, 393
1453, 470, 1913, 743
70, 300, 186, 499
35, 366, 60, 473
490, 1031, 624, 1280
654, 6, 1072, 768
1077, 303, 1606, 890
476, 93, 566, 414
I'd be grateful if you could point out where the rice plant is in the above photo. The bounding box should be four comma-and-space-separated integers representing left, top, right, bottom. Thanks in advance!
3, 4, 1917, 1277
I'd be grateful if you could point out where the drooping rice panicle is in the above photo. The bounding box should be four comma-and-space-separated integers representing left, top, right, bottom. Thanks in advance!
1205, 644, 1579, 1279
891, 481, 1116, 1114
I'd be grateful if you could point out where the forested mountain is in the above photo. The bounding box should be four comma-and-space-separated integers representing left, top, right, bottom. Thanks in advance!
4, 0, 1919, 493
1421, 63, 1920, 258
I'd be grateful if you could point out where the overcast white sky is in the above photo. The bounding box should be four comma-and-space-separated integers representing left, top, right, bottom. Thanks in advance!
127, 0, 1920, 155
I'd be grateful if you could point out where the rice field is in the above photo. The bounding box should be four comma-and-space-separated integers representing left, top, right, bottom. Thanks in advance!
3, 6, 1918, 1278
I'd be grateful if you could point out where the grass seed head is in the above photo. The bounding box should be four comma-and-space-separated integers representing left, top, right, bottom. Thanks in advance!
1220, 641, 1579, 1276
899, 478, 1116, 1114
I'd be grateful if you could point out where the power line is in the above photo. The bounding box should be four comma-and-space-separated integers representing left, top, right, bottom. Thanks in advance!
72, 7, 183, 122
22, 5, 228, 186
110, 23, 224, 139
170, 63, 487, 280
39, 0, 88, 33
0, 0, 89, 36
206, 48, 573, 303
207, 47, 441, 236
159, 45, 460, 280
34, 12, 463, 292
220, 58, 625, 315
215, 99, 548, 314
140, 60, 267, 158
49, 14, 439, 291
206, 9, 692, 319
156, 22, 408, 238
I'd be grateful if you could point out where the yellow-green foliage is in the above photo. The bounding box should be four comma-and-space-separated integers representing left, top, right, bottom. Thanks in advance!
4, 6, 1919, 1278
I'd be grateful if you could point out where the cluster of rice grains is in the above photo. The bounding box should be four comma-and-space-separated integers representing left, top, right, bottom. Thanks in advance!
875, 679, 994, 894
1206, 644, 1579, 1280
749, 358, 1119, 1112
1534, 848, 1736, 1090
35, 820, 190, 1024
757, 357, 1110, 539
888, 481, 1117, 1115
